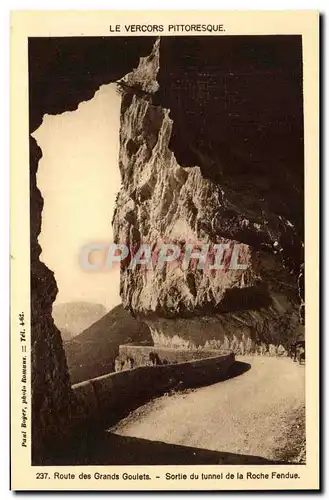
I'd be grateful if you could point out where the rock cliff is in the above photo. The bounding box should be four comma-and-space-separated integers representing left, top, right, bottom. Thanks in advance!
29, 37, 156, 463
30, 138, 73, 463
113, 37, 304, 349
29, 35, 304, 462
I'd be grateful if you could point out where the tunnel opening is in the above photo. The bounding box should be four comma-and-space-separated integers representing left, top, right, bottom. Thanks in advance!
32, 83, 122, 338
28, 36, 156, 464
28, 35, 304, 464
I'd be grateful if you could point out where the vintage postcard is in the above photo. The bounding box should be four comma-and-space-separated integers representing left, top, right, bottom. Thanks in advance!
10, 10, 319, 491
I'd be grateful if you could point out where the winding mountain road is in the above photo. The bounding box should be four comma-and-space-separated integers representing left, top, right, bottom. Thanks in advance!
111, 356, 305, 462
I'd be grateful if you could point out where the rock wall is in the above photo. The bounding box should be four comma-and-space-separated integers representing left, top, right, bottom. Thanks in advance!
29, 35, 304, 461
30, 138, 73, 463
29, 37, 156, 464
113, 37, 304, 349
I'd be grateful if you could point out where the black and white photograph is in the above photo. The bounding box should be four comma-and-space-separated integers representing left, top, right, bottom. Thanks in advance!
10, 11, 319, 491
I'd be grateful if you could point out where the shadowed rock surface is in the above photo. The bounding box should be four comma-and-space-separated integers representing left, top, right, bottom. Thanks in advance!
30, 138, 73, 463
29, 36, 304, 463
29, 37, 156, 464
113, 37, 304, 347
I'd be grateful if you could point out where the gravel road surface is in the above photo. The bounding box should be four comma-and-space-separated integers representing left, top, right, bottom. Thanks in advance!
111, 356, 305, 462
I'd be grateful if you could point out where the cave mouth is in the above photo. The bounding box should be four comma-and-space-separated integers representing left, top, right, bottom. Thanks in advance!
28, 36, 158, 464
28, 36, 305, 465
31, 83, 123, 340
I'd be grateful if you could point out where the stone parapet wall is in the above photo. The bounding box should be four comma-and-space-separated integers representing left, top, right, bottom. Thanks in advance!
72, 352, 234, 427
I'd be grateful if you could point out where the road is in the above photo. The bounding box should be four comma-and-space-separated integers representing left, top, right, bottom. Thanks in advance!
111, 356, 305, 462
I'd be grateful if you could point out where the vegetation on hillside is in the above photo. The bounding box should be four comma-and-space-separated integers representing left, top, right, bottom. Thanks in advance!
64, 304, 152, 384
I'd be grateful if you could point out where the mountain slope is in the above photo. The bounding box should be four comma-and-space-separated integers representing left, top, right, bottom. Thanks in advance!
60, 327, 74, 342
53, 301, 108, 339
64, 304, 152, 384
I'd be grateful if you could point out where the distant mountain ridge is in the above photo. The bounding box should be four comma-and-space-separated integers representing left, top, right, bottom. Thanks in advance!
63, 304, 153, 384
60, 327, 74, 342
53, 301, 108, 339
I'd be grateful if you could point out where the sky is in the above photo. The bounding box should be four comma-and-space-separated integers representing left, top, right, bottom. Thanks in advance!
32, 83, 122, 311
